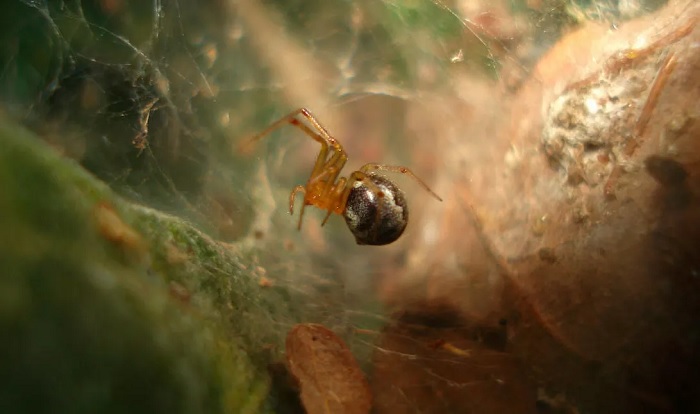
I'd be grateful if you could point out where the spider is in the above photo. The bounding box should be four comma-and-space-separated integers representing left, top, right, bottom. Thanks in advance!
244, 108, 442, 245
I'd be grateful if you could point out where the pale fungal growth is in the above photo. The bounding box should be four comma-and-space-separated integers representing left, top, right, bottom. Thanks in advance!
541, 73, 643, 186
541, 14, 696, 193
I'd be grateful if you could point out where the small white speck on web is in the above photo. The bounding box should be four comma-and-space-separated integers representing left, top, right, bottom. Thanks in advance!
584, 97, 600, 114
632, 34, 649, 50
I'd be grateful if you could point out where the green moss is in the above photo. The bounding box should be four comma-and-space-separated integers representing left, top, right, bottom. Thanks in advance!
0, 118, 288, 413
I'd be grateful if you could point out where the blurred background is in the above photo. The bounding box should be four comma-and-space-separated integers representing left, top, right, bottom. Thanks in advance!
1, 0, 699, 413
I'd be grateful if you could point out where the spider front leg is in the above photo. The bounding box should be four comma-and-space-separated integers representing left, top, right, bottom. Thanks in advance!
288, 119, 337, 179
243, 108, 345, 178
285, 108, 347, 178
288, 185, 307, 230
360, 163, 443, 201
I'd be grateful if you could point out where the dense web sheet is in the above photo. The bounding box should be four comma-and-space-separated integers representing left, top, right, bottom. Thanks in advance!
2, 0, 686, 412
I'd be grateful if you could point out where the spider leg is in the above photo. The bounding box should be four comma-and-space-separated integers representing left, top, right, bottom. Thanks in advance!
297, 203, 307, 231
320, 209, 333, 227
287, 120, 350, 211
310, 150, 350, 222
317, 166, 339, 195
291, 109, 348, 182
296, 108, 340, 149
360, 163, 442, 201
289, 185, 309, 230
321, 177, 347, 226
245, 109, 328, 146
243, 108, 346, 179
278, 119, 349, 217
289, 185, 306, 215
244, 107, 350, 197
244, 108, 344, 159
287, 120, 334, 178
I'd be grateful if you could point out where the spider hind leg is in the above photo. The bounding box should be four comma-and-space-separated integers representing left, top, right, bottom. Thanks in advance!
360, 163, 442, 201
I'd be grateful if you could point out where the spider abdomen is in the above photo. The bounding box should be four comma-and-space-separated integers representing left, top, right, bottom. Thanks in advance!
343, 174, 408, 246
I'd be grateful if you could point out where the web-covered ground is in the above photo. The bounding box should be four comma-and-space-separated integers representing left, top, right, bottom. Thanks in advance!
4, 0, 700, 412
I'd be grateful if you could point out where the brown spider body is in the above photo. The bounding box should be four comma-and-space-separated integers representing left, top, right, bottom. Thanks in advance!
244, 108, 441, 246
345, 175, 409, 245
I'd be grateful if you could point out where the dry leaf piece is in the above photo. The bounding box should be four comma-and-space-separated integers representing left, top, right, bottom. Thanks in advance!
285, 323, 371, 414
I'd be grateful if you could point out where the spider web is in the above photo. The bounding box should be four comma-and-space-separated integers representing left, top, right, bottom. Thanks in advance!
0, 0, 673, 412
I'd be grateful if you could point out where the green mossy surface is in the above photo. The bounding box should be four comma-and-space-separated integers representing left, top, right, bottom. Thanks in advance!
0, 117, 293, 413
